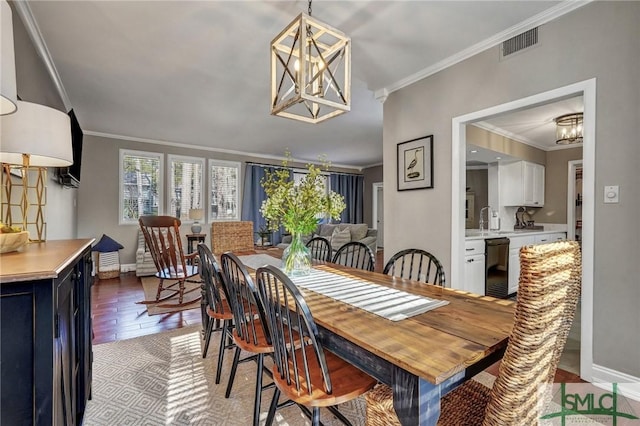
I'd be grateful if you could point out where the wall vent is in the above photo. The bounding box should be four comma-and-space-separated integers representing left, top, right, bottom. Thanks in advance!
501, 27, 538, 58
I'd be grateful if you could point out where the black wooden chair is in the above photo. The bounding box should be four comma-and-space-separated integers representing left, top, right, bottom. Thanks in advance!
332, 241, 375, 272
220, 252, 275, 426
383, 248, 446, 286
256, 265, 377, 426
197, 244, 235, 384
306, 236, 332, 262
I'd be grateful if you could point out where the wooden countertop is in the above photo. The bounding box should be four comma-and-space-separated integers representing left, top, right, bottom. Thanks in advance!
0, 239, 94, 283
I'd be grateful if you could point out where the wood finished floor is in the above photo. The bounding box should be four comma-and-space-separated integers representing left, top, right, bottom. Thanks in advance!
91, 248, 583, 382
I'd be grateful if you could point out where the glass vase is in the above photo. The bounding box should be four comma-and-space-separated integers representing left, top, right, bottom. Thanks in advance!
282, 232, 312, 276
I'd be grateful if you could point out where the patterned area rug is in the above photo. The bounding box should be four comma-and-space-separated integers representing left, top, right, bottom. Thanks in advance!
83, 326, 368, 425
84, 327, 497, 425
140, 277, 201, 316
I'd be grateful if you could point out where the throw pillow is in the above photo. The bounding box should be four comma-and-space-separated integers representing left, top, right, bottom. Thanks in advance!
349, 224, 368, 241
330, 227, 351, 252
92, 234, 124, 252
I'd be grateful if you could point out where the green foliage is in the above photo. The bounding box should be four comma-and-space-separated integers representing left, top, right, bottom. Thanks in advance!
260, 153, 346, 235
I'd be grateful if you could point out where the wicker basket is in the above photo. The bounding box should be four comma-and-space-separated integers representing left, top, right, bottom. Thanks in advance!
97, 251, 121, 279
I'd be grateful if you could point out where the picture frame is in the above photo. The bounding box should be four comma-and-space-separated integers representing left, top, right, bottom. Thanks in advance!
397, 135, 433, 191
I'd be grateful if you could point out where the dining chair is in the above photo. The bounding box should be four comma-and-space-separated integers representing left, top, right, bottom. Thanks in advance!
256, 265, 377, 426
306, 236, 332, 262
332, 241, 375, 272
383, 248, 446, 286
138, 215, 200, 307
365, 240, 581, 425
211, 221, 254, 254
220, 252, 275, 426
197, 243, 235, 384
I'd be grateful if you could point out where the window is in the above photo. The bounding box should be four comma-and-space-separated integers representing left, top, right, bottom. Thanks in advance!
120, 149, 163, 224
167, 155, 204, 221
209, 160, 240, 220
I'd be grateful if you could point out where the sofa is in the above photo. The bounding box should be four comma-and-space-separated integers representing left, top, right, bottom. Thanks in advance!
277, 223, 378, 254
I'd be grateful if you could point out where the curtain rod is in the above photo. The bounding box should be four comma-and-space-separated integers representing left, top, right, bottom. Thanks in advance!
245, 161, 362, 177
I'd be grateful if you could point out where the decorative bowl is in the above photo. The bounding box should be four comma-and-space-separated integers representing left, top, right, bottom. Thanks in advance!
0, 231, 30, 253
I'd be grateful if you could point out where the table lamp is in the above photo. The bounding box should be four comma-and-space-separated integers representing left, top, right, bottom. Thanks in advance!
189, 208, 204, 234
0, 101, 73, 241
1, 0, 17, 115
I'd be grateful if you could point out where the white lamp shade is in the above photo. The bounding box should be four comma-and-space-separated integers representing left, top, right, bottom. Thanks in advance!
1, 0, 17, 115
189, 208, 204, 221
0, 100, 73, 167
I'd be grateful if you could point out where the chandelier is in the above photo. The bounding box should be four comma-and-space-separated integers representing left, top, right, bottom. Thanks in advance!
555, 113, 583, 145
270, 0, 350, 124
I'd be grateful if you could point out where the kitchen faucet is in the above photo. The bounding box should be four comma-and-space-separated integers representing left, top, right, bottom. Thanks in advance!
479, 206, 491, 232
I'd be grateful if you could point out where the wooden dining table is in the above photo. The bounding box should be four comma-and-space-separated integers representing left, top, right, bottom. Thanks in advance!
239, 251, 515, 426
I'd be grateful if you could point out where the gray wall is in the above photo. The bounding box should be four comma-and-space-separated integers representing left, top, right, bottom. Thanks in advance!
467, 125, 546, 165
536, 147, 583, 224
9, 2, 76, 240
465, 169, 487, 229
383, 2, 639, 377
78, 134, 362, 264
362, 164, 383, 227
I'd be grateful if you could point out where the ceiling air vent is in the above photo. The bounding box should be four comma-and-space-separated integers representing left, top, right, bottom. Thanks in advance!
501, 27, 538, 59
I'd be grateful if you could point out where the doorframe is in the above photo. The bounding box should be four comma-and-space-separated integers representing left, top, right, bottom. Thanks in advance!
450, 78, 596, 381
567, 160, 583, 241
372, 182, 383, 247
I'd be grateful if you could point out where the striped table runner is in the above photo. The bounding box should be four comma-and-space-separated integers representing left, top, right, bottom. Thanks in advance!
239, 254, 448, 321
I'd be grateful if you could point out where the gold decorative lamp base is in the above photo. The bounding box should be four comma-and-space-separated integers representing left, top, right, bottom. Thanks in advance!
1, 163, 47, 242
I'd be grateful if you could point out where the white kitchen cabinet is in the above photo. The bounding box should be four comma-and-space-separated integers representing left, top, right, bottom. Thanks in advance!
534, 232, 566, 244
501, 161, 545, 207
464, 254, 486, 295
462, 240, 485, 295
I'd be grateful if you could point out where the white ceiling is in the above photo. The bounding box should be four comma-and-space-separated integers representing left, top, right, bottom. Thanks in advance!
22, 1, 584, 168
467, 95, 584, 165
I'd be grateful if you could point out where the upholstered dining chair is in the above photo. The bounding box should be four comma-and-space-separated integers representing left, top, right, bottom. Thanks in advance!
306, 236, 332, 262
383, 248, 446, 286
332, 241, 375, 272
211, 221, 254, 255
138, 215, 200, 307
197, 244, 235, 384
365, 240, 582, 425
220, 252, 276, 426
256, 265, 377, 426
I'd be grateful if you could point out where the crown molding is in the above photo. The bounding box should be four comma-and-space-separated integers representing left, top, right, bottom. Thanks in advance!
472, 121, 583, 152
84, 130, 364, 171
374, 0, 592, 99
13, 1, 71, 111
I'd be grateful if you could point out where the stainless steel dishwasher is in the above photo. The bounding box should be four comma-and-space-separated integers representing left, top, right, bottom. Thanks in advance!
485, 237, 510, 299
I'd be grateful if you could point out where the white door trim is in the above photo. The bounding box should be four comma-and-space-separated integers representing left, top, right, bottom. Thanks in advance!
451, 78, 596, 381
372, 182, 383, 230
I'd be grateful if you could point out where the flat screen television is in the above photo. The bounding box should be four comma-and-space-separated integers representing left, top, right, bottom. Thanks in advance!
58, 109, 83, 188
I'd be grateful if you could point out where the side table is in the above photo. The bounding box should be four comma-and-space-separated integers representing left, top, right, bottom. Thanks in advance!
186, 233, 206, 258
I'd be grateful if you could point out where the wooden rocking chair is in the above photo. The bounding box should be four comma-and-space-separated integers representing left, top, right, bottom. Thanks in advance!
138, 215, 201, 307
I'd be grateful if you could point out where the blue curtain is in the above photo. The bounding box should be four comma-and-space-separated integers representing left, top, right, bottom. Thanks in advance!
330, 174, 364, 224
241, 164, 290, 244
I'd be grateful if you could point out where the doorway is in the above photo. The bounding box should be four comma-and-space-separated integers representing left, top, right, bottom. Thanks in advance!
372, 182, 384, 248
451, 79, 596, 381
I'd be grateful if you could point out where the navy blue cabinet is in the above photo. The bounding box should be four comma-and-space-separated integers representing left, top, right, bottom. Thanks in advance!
1, 240, 93, 425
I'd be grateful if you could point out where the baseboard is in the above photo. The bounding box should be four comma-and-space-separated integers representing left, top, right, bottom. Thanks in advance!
121, 263, 137, 273
591, 364, 640, 401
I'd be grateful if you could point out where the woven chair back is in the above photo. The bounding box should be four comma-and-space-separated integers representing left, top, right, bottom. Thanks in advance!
383, 248, 446, 286
306, 236, 332, 262
211, 221, 254, 254
139, 215, 193, 279
220, 252, 270, 347
332, 241, 375, 272
198, 243, 231, 316
483, 240, 581, 425
256, 265, 333, 395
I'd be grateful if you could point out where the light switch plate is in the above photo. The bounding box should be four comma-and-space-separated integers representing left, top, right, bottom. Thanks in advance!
604, 185, 619, 203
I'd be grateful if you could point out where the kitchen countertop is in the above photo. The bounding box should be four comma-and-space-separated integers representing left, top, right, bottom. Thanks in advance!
465, 225, 568, 241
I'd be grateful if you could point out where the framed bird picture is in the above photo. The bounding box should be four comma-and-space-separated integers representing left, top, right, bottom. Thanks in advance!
397, 135, 433, 191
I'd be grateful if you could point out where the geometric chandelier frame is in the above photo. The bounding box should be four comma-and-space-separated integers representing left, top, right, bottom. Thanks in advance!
271, 12, 350, 123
